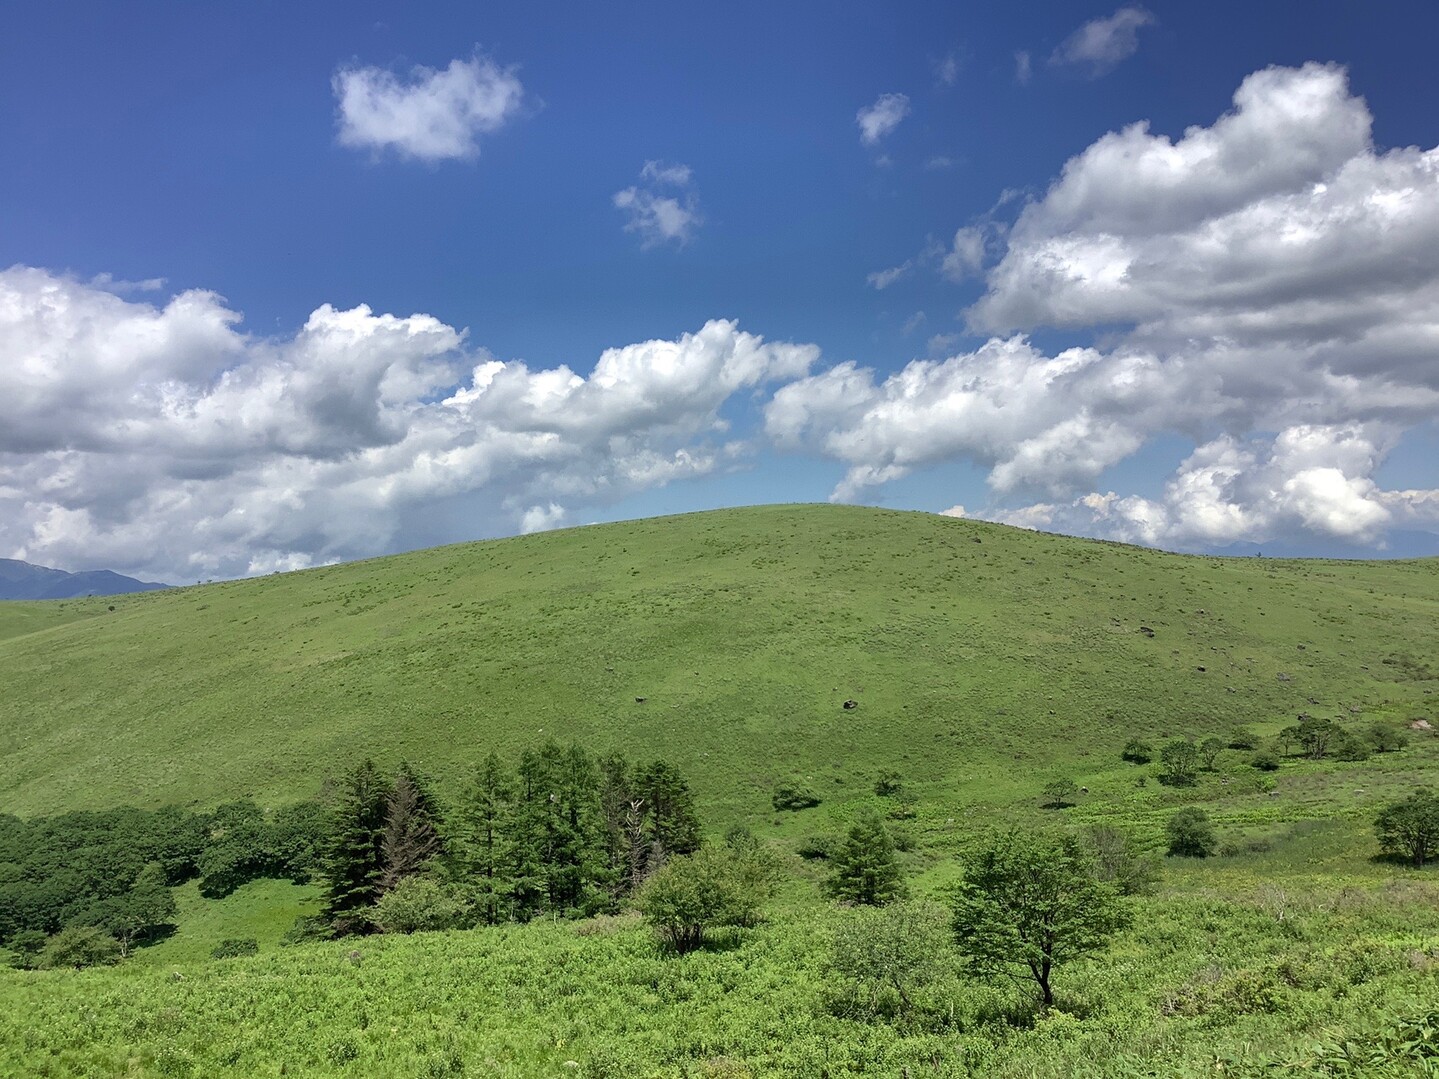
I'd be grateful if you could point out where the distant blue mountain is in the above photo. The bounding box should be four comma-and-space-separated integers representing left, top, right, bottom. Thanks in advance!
0, 558, 170, 600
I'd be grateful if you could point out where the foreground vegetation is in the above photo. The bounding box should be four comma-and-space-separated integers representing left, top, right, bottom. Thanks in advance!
2, 506, 1437, 1075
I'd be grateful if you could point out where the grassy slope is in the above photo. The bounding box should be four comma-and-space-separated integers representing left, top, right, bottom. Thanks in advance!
2, 504, 1435, 824
3, 504, 1439, 1077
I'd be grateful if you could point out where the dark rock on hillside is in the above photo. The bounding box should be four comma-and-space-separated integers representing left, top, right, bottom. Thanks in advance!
0, 559, 169, 600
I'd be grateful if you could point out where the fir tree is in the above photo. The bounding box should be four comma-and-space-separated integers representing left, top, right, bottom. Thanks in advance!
827, 811, 906, 906
322, 759, 392, 931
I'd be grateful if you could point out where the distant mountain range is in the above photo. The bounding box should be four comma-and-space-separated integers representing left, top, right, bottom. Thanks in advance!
0, 558, 170, 600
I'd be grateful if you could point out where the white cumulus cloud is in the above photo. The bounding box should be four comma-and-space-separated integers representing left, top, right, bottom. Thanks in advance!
857, 93, 911, 147
0, 268, 817, 580
334, 52, 524, 162
770, 63, 1439, 550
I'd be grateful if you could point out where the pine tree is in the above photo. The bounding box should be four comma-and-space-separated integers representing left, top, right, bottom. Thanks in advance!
827, 811, 906, 906
446, 752, 514, 924
379, 763, 443, 891
322, 759, 392, 931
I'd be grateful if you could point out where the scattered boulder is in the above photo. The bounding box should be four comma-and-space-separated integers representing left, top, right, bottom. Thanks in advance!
1140, 626, 1155, 638
842, 699, 858, 710
1410, 719, 1433, 731
634, 696, 647, 704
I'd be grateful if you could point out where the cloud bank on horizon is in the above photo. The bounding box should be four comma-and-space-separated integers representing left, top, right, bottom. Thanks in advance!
3, 58, 1439, 580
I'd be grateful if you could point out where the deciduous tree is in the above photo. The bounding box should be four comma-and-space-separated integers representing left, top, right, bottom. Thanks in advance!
951, 829, 1128, 1009
1375, 788, 1439, 868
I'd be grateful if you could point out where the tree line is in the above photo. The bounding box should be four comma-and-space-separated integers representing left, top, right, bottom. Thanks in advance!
0, 801, 323, 968
316, 742, 704, 937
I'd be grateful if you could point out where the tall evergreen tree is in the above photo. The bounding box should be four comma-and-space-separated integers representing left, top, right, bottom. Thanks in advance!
506, 748, 550, 920
322, 759, 392, 931
540, 742, 610, 915
637, 759, 703, 865
597, 752, 640, 894
446, 752, 514, 924
380, 763, 443, 891
827, 811, 906, 906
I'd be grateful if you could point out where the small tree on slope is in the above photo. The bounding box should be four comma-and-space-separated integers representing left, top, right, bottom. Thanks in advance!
951, 829, 1129, 1010
1375, 788, 1439, 868
827, 812, 906, 906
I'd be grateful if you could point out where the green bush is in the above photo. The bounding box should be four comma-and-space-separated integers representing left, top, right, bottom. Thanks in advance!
796, 834, 835, 860
211, 938, 259, 959
1167, 808, 1219, 858
771, 780, 821, 811
873, 769, 905, 797
637, 845, 765, 953
1228, 727, 1259, 750
1251, 749, 1281, 771
373, 876, 468, 934
35, 925, 120, 970
1121, 739, 1153, 764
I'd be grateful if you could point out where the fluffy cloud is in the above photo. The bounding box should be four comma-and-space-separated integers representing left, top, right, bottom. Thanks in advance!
772, 63, 1439, 549
856, 93, 910, 146
0, 268, 815, 579
614, 161, 701, 247
948, 425, 1439, 550
1050, 6, 1155, 76
334, 52, 524, 162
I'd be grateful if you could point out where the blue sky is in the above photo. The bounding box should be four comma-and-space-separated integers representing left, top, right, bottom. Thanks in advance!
2, 1, 1438, 580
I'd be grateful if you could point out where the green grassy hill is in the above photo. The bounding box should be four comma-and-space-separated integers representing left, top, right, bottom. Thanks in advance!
2, 503, 1436, 823
4, 504, 1439, 1078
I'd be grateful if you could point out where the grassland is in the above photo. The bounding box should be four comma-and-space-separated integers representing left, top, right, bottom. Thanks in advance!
2, 504, 1437, 1077
2, 504, 1435, 824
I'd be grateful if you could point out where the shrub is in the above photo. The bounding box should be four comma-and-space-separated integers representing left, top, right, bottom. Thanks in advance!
1159, 740, 1201, 786
373, 876, 468, 934
828, 901, 952, 1022
873, 769, 905, 797
211, 938, 259, 959
1251, 749, 1281, 771
36, 925, 121, 969
1085, 825, 1160, 896
1374, 788, 1439, 868
1121, 740, 1153, 764
1167, 808, 1218, 858
1367, 722, 1409, 753
771, 780, 821, 811
796, 834, 836, 860
1227, 727, 1259, 750
638, 845, 762, 953
1332, 729, 1372, 762
1041, 779, 1079, 809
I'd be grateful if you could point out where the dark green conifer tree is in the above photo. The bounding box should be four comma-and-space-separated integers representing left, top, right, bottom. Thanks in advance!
446, 752, 514, 924
637, 759, 702, 864
505, 748, 550, 920
322, 759, 392, 931
826, 811, 906, 906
